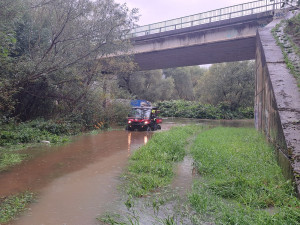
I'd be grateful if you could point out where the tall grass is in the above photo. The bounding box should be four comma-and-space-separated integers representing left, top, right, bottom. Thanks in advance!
124, 125, 202, 197
189, 127, 300, 224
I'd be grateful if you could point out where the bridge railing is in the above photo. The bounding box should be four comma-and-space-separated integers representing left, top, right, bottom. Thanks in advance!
128, 0, 285, 38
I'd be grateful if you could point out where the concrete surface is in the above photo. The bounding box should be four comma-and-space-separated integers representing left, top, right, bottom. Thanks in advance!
256, 11, 300, 197
131, 12, 273, 70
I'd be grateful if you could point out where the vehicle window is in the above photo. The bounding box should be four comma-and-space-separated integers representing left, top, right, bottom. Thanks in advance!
129, 108, 151, 119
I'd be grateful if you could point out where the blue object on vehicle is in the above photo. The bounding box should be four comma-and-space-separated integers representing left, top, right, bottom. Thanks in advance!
130, 100, 151, 107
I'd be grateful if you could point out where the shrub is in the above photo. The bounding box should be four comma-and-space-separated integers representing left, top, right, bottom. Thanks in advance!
156, 100, 254, 119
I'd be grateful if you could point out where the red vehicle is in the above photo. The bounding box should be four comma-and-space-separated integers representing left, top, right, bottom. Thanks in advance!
126, 107, 162, 131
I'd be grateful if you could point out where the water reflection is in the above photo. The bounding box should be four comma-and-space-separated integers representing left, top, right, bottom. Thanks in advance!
127, 132, 131, 155
127, 131, 151, 155
144, 135, 148, 144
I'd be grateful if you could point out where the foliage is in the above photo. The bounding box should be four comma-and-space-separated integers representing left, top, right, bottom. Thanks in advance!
285, 12, 300, 40
0, 119, 74, 147
127, 70, 175, 102
189, 127, 300, 224
195, 61, 255, 110
163, 67, 198, 100
0, 0, 24, 116
0, 192, 34, 223
124, 125, 201, 197
156, 100, 254, 119
117, 66, 207, 102
0, 0, 138, 124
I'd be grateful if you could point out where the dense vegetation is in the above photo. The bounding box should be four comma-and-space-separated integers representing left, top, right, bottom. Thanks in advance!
157, 100, 253, 119
0, 0, 136, 127
123, 61, 255, 110
189, 127, 300, 224
0, 0, 255, 133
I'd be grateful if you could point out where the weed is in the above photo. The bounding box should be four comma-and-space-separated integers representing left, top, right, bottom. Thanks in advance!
272, 19, 300, 88
189, 127, 300, 224
0, 192, 34, 223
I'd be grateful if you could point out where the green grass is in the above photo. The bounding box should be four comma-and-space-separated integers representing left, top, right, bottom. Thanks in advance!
189, 127, 300, 224
0, 192, 35, 223
124, 125, 202, 197
0, 153, 28, 172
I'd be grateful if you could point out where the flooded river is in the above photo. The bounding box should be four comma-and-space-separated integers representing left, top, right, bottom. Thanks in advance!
0, 119, 253, 225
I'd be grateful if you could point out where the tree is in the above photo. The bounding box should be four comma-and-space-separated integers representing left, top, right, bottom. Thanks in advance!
163, 67, 195, 100
128, 70, 175, 102
0, 0, 138, 121
189, 66, 207, 88
0, 0, 24, 116
195, 61, 255, 110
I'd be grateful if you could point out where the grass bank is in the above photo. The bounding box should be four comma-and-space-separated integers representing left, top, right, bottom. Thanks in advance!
189, 127, 300, 224
0, 192, 34, 224
124, 125, 202, 197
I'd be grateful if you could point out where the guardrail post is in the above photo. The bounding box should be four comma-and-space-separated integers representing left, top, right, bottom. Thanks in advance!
129, 0, 279, 37
242, 4, 244, 16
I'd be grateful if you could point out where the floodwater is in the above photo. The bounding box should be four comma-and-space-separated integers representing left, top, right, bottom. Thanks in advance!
0, 118, 253, 225
2, 130, 151, 225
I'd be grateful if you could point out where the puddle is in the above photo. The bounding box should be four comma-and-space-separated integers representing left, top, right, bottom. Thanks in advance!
172, 156, 196, 196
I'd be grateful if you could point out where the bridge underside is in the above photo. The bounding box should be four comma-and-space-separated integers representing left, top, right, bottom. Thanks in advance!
133, 37, 256, 70
130, 12, 273, 71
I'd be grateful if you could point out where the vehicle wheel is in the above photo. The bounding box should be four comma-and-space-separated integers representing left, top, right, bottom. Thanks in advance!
146, 126, 151, 132
157, 125, 161, 130
153, 124, 158, 131
125, 125, 129, 131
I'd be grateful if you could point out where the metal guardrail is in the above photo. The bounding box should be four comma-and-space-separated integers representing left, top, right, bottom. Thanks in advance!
128, 0, 285, 38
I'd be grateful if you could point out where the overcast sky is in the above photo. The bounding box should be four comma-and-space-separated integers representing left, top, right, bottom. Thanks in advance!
115, 0, 254, 25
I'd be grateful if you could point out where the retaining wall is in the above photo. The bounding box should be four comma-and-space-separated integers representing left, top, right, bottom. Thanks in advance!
255, 12, 300, 197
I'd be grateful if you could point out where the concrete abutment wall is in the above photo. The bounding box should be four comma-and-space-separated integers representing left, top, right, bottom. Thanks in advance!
255, 13, 300, 197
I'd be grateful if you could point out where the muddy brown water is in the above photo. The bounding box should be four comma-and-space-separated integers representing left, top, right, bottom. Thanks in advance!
1, 119, 253, 225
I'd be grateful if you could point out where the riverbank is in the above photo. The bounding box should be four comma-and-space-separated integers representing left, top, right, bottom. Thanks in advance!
100, 126, 300, 225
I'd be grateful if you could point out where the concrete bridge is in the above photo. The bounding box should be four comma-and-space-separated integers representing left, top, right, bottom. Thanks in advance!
129, 0, 283, 70
128, 0, 300, 197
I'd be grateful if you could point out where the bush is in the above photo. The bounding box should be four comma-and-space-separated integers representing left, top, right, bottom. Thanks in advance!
0, 119, 74, 146
156, 100, 254, 119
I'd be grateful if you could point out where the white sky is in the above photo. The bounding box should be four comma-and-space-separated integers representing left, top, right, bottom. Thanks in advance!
115, 0, 255, 25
